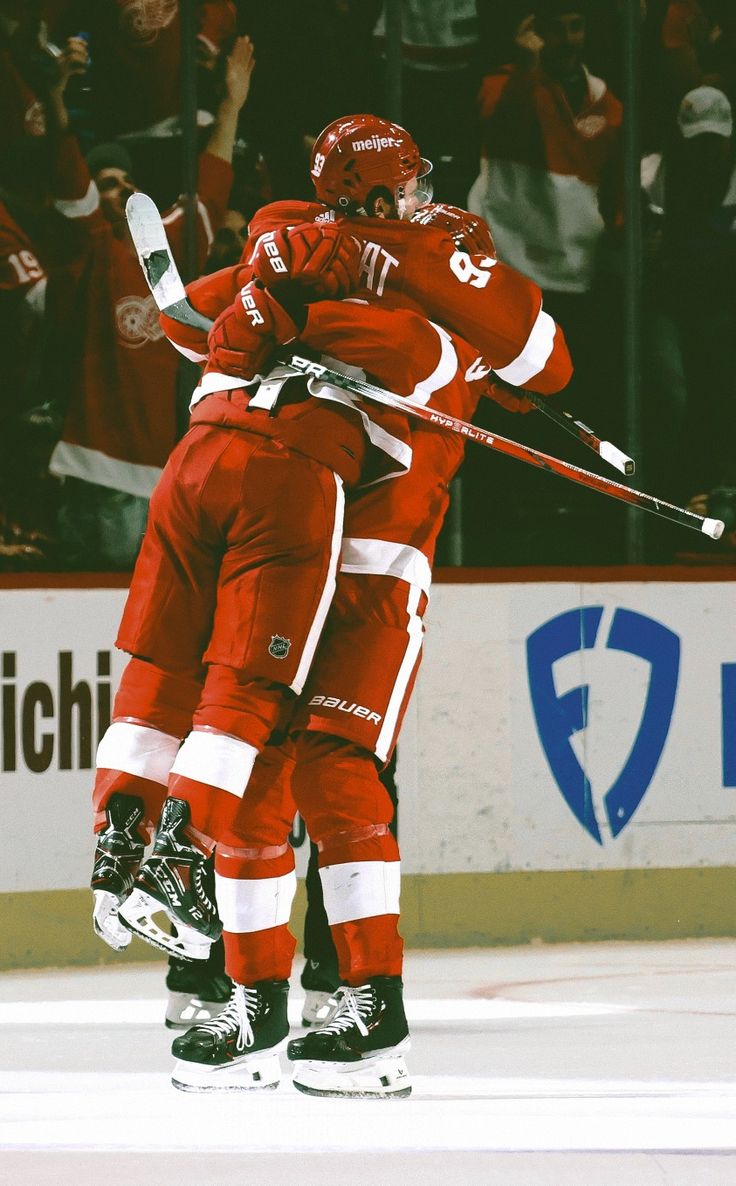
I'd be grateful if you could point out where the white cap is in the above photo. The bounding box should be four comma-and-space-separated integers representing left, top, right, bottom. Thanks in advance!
677, 86, 733, 140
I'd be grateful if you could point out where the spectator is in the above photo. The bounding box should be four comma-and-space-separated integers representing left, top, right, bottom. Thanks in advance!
0, 183, 56, 569
642, 85, 736, 540
468, 1, 623, 300
44, 34, 255, 570
660, 0, 736, 111
476, 0, 544, 72
0, 46, 67, 569
373, 0, 480, 204
463, 1, 625, 564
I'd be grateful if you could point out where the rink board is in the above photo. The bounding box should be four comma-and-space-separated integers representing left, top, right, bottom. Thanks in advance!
1, 569, 735, 967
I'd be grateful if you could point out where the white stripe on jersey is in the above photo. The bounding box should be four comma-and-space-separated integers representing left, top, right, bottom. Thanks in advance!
410, 320, 459, 405
49, 440, 163, 498
494, 306, 556, 386
340, 537, 432, 597
170, 341, 207, 364
290, 473, 345, 695
375, 582, 425, 762
54, 180, 100, 219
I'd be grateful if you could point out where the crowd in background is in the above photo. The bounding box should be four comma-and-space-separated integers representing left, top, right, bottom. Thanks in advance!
0, 0, 734, 572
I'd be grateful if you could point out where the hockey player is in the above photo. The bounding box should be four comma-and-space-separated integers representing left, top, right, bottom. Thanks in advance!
161, 272, 567, 1097
92, 118, 571, 1097
89, 224, 415, 950
163, 199, 515, 1036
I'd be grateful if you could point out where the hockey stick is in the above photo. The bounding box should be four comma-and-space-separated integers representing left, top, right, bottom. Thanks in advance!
523, 392, 634, 476
125, 194, 723, 540
277, 354, 722, 539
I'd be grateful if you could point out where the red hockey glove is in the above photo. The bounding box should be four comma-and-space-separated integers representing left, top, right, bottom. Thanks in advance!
251, 222, 360, 299
485, 380, 535, 414
207, 281, 303, 381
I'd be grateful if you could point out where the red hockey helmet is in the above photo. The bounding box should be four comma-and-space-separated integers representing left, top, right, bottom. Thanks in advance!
411, 202, 496, 257
310, 114, 433, 219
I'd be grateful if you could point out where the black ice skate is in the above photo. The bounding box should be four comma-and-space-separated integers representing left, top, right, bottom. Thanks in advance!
288, 975, 411, 1098
91, 792, 146, 951
165, 937, 232, 1029
171, 979, 290, 1091
118, 797, 221, 960
300, 957, 340, 1028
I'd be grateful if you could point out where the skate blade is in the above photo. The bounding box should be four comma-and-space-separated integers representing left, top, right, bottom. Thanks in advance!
165, 992, 230, 1030
92, 890, 132, 952
118, 889, 211, 960
171, 1047, 285, 1092
291, 1048, 411, 1099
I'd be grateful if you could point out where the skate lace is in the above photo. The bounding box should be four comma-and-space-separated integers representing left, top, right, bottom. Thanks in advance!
193, 862, 217, 914
317, 985, 373, 1038
206, 984, 258, 1052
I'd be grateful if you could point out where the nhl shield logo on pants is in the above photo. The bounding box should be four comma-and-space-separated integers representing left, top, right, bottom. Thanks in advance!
526, 606, 680, 844
268, 635, 292, 659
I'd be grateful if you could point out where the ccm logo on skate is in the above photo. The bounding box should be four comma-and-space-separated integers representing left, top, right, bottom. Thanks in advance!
526, 608, 680, 844
308, 695, 382, 725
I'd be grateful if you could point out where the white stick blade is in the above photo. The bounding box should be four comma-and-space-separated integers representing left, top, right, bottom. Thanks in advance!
125, 192, 187, 308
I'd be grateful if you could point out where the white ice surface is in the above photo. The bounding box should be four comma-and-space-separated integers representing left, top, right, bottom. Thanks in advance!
0, 943, 734, 1185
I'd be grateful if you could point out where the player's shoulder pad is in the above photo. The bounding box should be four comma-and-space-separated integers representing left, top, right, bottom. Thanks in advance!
342, 214, 455, 254
247, 200, 333, 239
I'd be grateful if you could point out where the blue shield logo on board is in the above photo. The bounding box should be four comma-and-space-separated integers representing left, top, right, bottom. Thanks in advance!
526, 608, 680, 844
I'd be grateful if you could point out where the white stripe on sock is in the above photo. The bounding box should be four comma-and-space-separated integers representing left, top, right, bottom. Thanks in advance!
171, 731, 258, 798
95, 722, 180, 785
215, 870, 297, 932
320, 860, 401, 925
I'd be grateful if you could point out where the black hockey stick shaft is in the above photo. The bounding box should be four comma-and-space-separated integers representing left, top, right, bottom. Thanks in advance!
524, 391, 635, 476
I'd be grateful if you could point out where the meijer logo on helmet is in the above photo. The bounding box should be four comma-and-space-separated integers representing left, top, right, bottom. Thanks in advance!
351, 135, 401, 152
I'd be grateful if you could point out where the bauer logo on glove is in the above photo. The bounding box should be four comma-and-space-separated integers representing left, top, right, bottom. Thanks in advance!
207, 280, 303, 382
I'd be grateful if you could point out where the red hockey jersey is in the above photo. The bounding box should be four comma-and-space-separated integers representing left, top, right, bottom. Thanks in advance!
244, 200, 572, 394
